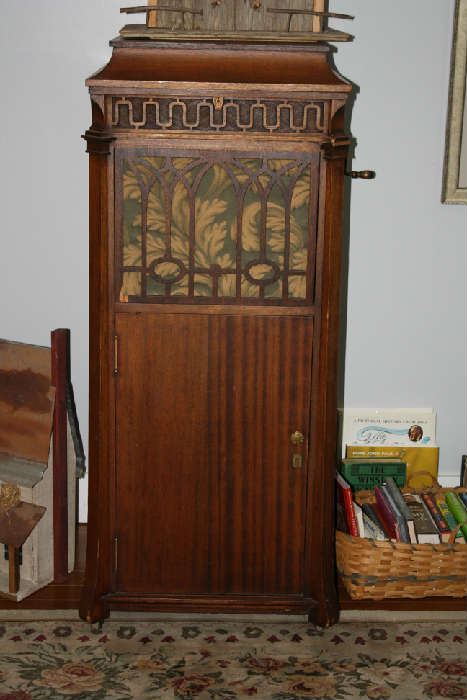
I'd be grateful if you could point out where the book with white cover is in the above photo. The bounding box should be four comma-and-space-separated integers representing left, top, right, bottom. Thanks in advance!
339, 408, 436, 457
352, 502, 364, 537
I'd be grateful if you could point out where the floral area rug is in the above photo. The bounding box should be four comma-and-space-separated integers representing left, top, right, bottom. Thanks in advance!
0, 620, 466, 699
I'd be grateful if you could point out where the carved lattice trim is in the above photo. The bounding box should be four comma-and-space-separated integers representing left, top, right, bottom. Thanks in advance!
112, 97, 326, 133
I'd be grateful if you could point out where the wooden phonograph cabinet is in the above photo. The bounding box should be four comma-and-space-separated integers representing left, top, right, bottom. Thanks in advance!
81, 0, 364, 627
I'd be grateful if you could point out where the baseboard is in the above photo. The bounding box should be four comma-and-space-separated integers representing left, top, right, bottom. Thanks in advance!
340, 609, 467, 623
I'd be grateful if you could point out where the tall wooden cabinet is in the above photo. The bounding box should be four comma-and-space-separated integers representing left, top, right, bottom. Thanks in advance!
80, 4, 354, 627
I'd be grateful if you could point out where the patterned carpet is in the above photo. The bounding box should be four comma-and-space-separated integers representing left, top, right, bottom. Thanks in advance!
0, 619, 466, 699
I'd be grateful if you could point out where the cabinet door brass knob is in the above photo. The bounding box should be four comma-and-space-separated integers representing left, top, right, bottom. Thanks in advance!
290, 431, 305, 446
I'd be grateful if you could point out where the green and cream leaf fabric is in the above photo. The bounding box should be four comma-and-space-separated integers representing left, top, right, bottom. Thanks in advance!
120, 156, 312, 302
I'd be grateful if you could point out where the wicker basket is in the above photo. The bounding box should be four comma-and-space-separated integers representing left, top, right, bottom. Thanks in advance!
336, 483, 467, 600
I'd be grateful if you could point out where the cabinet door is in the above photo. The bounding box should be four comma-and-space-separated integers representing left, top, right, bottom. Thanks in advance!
115, 311, 313, 595
114, 146, 319, 595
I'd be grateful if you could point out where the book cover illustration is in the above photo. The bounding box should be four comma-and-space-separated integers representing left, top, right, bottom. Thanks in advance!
341, 408, 436, 453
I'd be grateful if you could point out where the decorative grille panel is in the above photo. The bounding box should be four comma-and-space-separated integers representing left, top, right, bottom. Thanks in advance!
118, 150, 319, 305
111, 97, 326, 134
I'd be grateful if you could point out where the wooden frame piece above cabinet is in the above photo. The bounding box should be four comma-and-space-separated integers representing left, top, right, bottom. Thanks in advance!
118, 0, 354, 42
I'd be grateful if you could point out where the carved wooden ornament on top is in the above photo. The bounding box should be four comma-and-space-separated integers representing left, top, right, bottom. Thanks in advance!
119, 0, 354, 41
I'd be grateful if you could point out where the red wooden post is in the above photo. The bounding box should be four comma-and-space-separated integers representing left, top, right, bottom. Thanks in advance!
51, 329, 70, 583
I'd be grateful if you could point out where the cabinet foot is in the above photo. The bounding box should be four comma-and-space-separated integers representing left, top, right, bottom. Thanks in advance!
308, 595, 339, 628
79, 588, 110, 625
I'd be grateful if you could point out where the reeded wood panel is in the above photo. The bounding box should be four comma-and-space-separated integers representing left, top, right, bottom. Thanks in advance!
208, 313, 313, 594
115, 313, 210, 594
117, 149, 319, 305
115, 312, 313, 595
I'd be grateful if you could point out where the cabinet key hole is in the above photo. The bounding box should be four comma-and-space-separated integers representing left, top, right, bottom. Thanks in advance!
292, 453, 303, 469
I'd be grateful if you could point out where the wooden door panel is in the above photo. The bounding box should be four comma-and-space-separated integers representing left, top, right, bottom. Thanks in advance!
115, 312, 313, 595
209, 314, 313, 594
115, 313, 212, 593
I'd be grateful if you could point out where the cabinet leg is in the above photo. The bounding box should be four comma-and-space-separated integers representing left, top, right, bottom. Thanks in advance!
308, 592, 339, 628
79, 589, 110, 625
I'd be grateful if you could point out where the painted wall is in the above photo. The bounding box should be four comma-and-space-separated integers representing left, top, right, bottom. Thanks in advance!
332, 0, 466, 485
0, 1, 465, 521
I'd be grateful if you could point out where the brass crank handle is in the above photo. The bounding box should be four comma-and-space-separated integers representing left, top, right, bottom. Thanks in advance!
345, 170, 376, 179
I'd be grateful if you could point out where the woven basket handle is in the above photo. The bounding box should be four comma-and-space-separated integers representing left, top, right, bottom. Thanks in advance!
406, 471, 442, 489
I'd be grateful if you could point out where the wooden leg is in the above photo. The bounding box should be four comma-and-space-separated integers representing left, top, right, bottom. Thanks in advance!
79, 587, 111, 625
8, 546, 20, 595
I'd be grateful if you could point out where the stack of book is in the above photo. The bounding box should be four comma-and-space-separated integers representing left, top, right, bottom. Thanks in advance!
336, 473, 467, 544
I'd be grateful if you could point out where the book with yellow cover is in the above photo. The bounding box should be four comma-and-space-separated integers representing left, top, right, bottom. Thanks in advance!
345, 445, 439, 488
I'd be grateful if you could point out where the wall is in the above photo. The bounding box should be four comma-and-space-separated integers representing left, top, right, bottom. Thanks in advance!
332, 0, 466, 485
0, 1, 465, 521
0, 0, 122, 522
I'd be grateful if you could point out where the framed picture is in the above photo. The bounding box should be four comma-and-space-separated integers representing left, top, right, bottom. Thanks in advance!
443, 0, 467, 204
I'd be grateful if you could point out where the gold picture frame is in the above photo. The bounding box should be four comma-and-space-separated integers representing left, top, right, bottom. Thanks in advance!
443, 0, 467, 204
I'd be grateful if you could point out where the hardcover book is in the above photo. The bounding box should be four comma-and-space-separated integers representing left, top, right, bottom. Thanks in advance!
421, 493, 451, 543
353, 502, 364, 538
403, 494, 440, 544
336, 473, 359, 537
445, 492, 467, 540
345, 445, 439, 489
434, 494, 466, 542
361, 512, 387, 540
361, 503, 389, 538
375, 484, 410, 543
374, 487, 398, 541
339, 458, 406, 490
383, 477, 417, 544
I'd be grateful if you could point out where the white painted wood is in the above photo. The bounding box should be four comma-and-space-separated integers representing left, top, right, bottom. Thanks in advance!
0, 420, 77, 601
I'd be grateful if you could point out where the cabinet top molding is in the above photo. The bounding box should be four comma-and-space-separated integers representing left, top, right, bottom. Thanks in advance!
118, 0, 354, 43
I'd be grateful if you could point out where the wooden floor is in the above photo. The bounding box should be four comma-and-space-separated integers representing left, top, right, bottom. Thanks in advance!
0, 525, 465, 613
